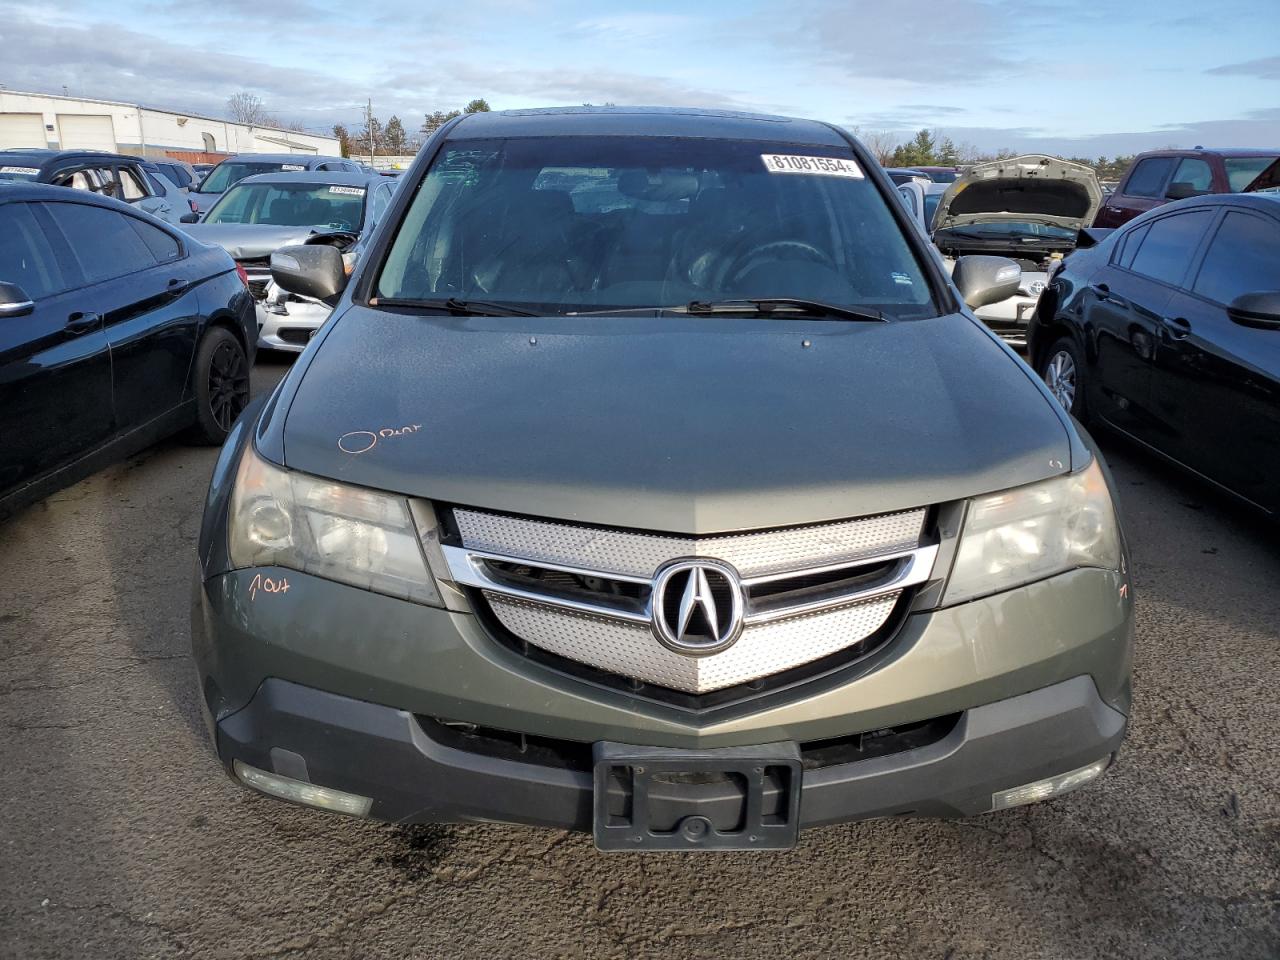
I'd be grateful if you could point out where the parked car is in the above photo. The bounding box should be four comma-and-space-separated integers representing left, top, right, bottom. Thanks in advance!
0, 148, 178, 223
189, 153, 363, 213
929, 155, 1103, 346
885, 166, 930, 185
0, 183, 255, 518
185, 171, 396, 351
152, 159, 198, 191
191, 163, 214, 185
911, 165, 961, 183
1030, 192, 1280, 514
139, 162, 200, 225
192, 106, 1132, 850
1093, 148, 1280, 228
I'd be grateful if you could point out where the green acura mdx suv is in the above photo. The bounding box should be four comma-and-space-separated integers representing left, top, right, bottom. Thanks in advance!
192, 107, 1133, 851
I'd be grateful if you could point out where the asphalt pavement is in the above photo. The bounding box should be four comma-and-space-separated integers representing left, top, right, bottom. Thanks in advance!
1, 358, 1277, 960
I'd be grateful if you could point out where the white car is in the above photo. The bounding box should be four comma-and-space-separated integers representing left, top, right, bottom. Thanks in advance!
898, 156, 1102, 347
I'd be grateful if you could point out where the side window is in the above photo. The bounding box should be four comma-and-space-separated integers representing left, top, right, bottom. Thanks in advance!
0, 202, 71, 299
118, 167, 149, 201
897, 186, 919, 217
41, 202, 159, 284
370, 183, 393, 222
54, 168, 100, 192
1112, 224, 1149, 269
1192, 212, 1280, 305
1127, 210, 1214, 287
128, 218, 182, 263
1123, 157, 1176, 198
1168, 158, 1213, 197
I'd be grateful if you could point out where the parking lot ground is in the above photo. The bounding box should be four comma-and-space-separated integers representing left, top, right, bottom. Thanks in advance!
1, 358, 1278, 960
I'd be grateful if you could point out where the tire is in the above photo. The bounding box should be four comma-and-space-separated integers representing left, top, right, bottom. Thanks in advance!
189, 326, 250, 445
1039, 335, 1087, 422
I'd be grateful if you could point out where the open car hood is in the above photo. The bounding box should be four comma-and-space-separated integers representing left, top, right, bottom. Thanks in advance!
932, 155, 1102, 233
1242, 157, 1280, 193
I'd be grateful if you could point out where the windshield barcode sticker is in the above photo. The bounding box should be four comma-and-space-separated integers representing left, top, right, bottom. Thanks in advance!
0, 166, 40, 175
328, 186, 365, 195
761, 154, 863, 178
281, 164, 306, 171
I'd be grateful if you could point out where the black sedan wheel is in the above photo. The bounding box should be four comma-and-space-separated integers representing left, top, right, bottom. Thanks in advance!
191, 327, 250, 444
1040, 336, 1087, 421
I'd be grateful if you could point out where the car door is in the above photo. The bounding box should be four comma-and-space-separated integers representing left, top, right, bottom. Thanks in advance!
1155, 207, 1280, 509
116, 163, 172, 222
0, 200, 113, 497
1096, 156, 1177, 227
40, 200, 203, 435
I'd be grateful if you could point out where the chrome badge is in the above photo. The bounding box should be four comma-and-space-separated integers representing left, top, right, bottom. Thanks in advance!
651, 559, 745, 656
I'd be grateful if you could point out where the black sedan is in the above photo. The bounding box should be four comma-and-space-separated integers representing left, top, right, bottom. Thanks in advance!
1029, 193, 1280, 514
0, 183, 256, 518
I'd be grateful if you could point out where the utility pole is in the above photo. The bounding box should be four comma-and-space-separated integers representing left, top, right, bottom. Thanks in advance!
366, 98, 375, 166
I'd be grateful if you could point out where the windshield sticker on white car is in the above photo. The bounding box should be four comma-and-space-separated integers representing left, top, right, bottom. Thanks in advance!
0, 166, 40, 175
328, 186, 366, 196
281, 164, 306, 171
761, 154, 864, 178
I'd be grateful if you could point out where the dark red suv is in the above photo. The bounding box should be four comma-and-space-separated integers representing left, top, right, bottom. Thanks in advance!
1094, 148, 1279, 227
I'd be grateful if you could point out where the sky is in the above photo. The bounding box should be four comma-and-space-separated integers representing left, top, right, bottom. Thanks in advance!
1, 0, 1278, 157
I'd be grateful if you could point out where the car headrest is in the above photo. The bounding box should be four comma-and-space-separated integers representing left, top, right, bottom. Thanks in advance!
617, 170, 700, 202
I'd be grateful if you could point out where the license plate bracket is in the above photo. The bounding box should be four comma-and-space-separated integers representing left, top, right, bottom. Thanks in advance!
593, 741, 802, 851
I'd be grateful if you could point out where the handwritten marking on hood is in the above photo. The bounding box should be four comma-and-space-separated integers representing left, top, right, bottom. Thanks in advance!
338, 424, 423, 455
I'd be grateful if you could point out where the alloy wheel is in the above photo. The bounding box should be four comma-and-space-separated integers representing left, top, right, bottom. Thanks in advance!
1044, 349, 1076, 412
208, 341, 249, 431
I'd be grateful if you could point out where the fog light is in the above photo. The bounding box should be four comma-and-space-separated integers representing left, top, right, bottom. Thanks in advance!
991, 757, 1110, 811
233, 760, 373, 817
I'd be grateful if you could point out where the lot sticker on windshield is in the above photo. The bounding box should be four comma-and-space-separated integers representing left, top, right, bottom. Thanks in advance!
328, 186, 365, 196
761, 154, 863, 178
281, 164, 306, 171
0, 166, 40, 175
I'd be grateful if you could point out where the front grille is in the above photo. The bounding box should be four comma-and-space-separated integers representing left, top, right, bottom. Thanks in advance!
237, 257, 271, 300
277, 327, 311, 345
441, 507, 937, 696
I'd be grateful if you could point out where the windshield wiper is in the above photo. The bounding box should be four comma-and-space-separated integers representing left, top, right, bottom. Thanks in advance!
371, 297, 537, 317
569, 298, 885, 322
684, 298, 885, 322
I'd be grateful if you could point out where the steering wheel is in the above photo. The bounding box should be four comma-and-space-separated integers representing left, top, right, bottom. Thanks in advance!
726, 240, 835, 284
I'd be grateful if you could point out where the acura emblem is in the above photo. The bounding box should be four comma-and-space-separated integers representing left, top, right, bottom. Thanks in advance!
651, 559, 745, 656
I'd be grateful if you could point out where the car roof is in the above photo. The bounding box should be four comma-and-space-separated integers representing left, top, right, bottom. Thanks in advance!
0, 148, 145, 171
218, 153, 347, 165
0, 180, 158, 212
233, 171, 384, 188
1132, 147, 1280, 159
445, 105, 849, 146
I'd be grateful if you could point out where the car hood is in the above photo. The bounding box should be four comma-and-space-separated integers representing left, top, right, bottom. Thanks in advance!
933, 155, 1102, 233
275, 307, 1073, 534
182, 223, 319, 261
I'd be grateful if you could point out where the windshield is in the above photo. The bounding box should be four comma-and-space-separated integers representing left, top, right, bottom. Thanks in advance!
1225, 155, 1280, 192
376, 136, 935, 317
198, 161, 305, 194
204, 182, 366, 231
0, 164, 41, 183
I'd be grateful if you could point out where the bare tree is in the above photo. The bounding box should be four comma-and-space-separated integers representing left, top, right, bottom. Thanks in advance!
859, 130, 900, 166
227, 92, 272, 126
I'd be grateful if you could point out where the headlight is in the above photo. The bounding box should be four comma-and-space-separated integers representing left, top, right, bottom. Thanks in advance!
943, 458, 1120, 606
227, 444, 442, 606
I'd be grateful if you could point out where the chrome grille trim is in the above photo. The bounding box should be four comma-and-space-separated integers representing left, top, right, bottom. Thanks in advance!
484, 592, 902, 694
453, 507, 927, 579
445, 506, 935, 694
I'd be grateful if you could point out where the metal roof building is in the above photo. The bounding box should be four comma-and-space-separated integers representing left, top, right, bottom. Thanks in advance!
0, 89, 339, 162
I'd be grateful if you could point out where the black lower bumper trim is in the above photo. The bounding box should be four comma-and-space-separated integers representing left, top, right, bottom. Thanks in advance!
213, 675, 1126, 831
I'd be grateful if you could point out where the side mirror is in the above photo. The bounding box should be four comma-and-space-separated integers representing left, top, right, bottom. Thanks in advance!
180, 212, 200, 224
270, 244, 347, 303
1227, 290, 1280, 328
0, 281, 35, 318
952, 255, 1021, 309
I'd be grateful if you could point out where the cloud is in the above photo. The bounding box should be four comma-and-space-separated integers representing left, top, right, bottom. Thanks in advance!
1207, 55, 1280, 80
564, 13, 701, 45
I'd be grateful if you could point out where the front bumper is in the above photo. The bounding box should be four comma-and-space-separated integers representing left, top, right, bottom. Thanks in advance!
213, 674, 1125, 830
255, 295, 330, 352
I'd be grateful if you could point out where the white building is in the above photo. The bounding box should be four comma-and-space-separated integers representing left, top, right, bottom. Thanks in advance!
0, 89, 340, 160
